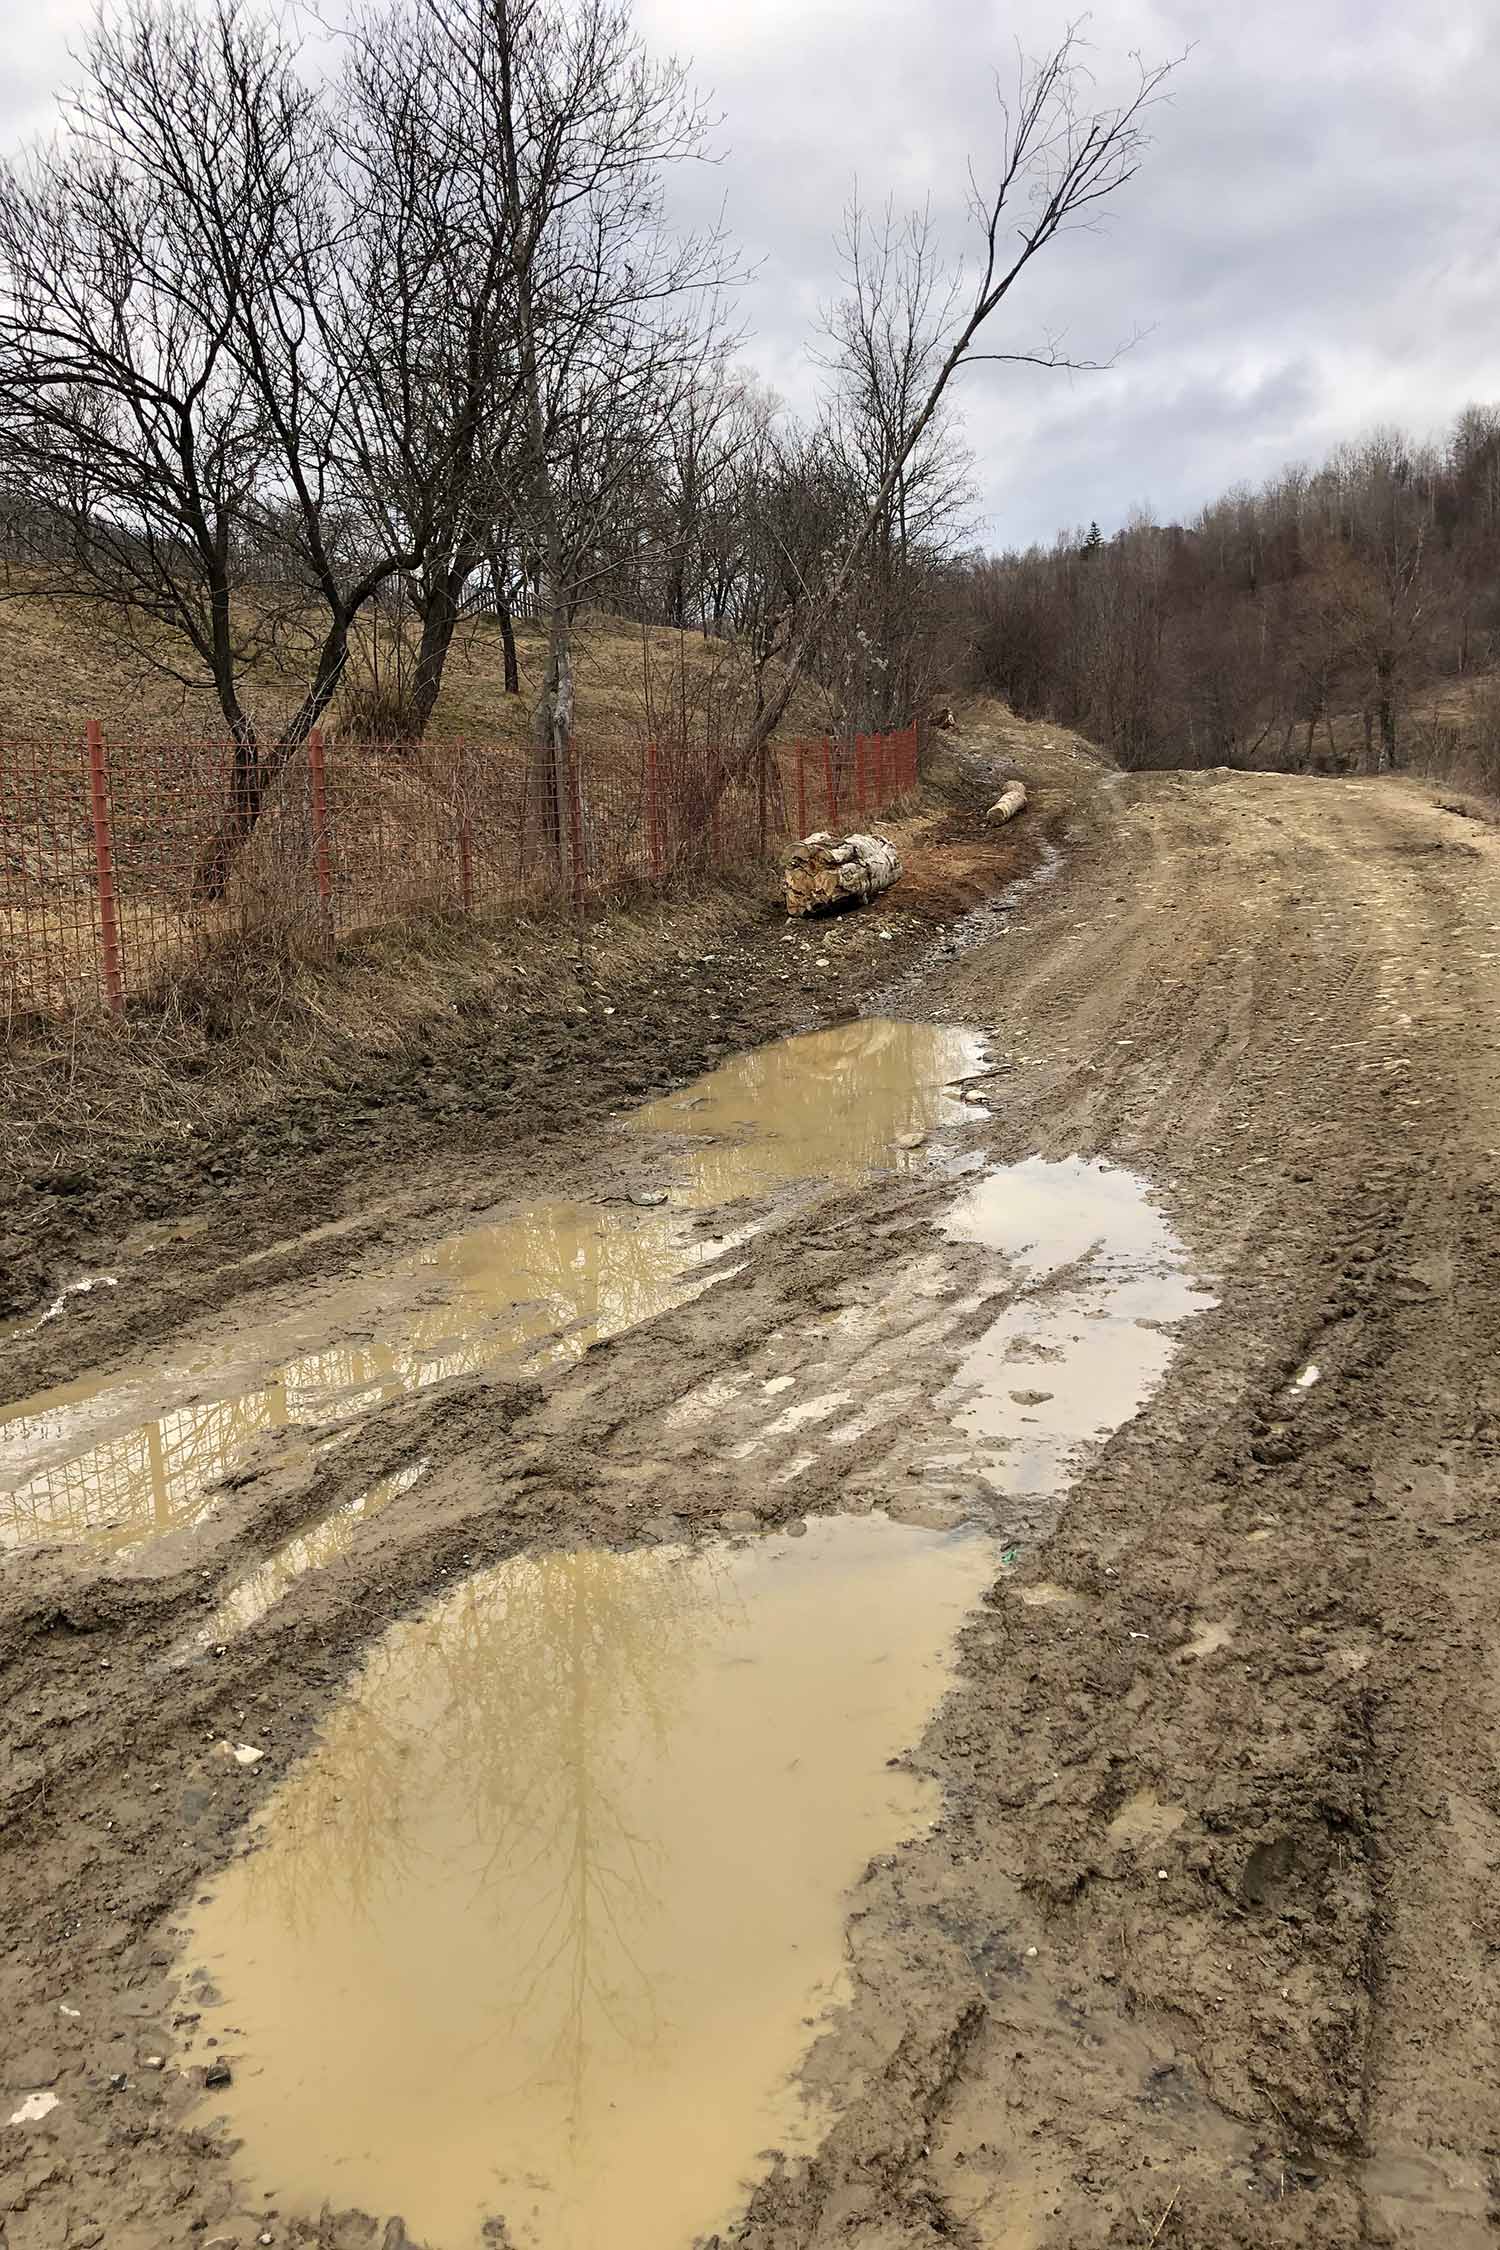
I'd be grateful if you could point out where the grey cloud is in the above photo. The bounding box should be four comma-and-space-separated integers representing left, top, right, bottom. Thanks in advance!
10, 0, 1500, 544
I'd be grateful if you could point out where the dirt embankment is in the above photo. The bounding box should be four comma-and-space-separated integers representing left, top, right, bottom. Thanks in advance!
5, 715, 1500, 2249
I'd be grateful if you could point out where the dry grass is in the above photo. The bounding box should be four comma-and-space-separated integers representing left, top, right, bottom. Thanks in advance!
1, 771, 948, 1181
1406, 673, 1500, 797
0, 573, 864, 1023
7, 883, 727, 1184
0, 571, 824, 751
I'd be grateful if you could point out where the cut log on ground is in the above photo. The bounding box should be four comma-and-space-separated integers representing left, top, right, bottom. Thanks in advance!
782, 831, 902, 917
986, 782, 1028, 824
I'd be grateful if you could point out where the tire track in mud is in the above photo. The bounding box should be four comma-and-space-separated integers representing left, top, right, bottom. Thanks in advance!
5, 762, 1500, 2246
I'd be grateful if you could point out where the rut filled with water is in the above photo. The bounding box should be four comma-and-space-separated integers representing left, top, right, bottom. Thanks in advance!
1, 1021, 986, 1554
178, 1515, 996, 2250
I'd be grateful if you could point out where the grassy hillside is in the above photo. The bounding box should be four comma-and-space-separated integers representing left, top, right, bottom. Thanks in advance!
0, 575, 816, 750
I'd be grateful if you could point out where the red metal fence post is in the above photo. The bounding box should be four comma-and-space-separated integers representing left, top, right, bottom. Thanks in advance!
854, 732, 867, 816
822, 737, 837, 827
85, 720, 124, 1016
307, 726, 334, 948
795, 741, 807, 837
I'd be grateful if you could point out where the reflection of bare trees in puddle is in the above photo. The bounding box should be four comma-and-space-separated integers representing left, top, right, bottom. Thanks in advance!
241, 1544, 734, 2130
430, 1201, 730, 1379
185, 1518, 997, 2248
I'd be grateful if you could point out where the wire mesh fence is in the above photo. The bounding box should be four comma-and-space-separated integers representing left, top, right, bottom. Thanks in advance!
2, 719, 921, 1027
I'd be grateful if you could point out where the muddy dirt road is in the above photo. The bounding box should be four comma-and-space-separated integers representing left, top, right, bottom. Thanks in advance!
4, 741, 1500, 2250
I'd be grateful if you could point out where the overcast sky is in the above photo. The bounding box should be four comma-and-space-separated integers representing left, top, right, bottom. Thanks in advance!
8, 0, 1500, 550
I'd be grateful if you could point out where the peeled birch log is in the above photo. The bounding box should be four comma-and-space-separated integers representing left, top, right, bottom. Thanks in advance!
986, 782, 1028, 824
782, 830, 902, 917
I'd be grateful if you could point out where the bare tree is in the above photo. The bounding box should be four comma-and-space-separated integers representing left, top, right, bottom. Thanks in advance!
816, 197, 973, 728
403, 0, 737, 863
0, 4, 313, 801
0, 0, 459, 887
728, 29, 1177, 776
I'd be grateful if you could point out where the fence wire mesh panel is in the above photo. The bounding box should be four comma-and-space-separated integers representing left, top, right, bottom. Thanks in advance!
1, 719, 921, 1026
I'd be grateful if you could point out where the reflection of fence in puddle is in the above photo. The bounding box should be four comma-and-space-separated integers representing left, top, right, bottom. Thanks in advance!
0, 1021, 990, 1556
0, 1202, 733, 1553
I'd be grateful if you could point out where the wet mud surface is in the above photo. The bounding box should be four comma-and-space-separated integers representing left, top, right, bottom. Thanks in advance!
5, 720, 1500, 2247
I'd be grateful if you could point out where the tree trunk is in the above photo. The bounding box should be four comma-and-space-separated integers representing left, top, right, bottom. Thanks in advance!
484, 546, 522, 695
1377, 665, 1398, 770
499, 598, 519, 695
195, 611, 352, 899
408, 569, 465, 738
529, 578, 574, 875
666, 555, 687, 630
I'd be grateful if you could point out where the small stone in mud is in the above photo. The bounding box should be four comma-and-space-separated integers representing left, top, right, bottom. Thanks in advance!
203, 2059, 233, 2089
895, 1131, 926, 1150
1009, 1388, 1053, 1407
8, 2090, 60, 2125
718, 1509, 760, 1534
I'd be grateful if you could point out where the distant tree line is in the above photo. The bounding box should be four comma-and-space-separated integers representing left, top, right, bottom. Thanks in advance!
968, 410, 1500, 775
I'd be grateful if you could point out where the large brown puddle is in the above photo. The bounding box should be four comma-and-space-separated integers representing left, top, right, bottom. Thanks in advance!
0, 1022, 987, 1555
178, 1514, 995, 2249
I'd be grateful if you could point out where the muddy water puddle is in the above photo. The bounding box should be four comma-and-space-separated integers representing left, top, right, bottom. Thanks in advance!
2, 1024, 987, 1556
631, 1016, 987, 1200
182, 1459, 433, 1652
935, 1155, 1210, 1512
177, 1513, 995, 2249
0, 1202, 738, 1557
695, 1153, 1209, 1531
